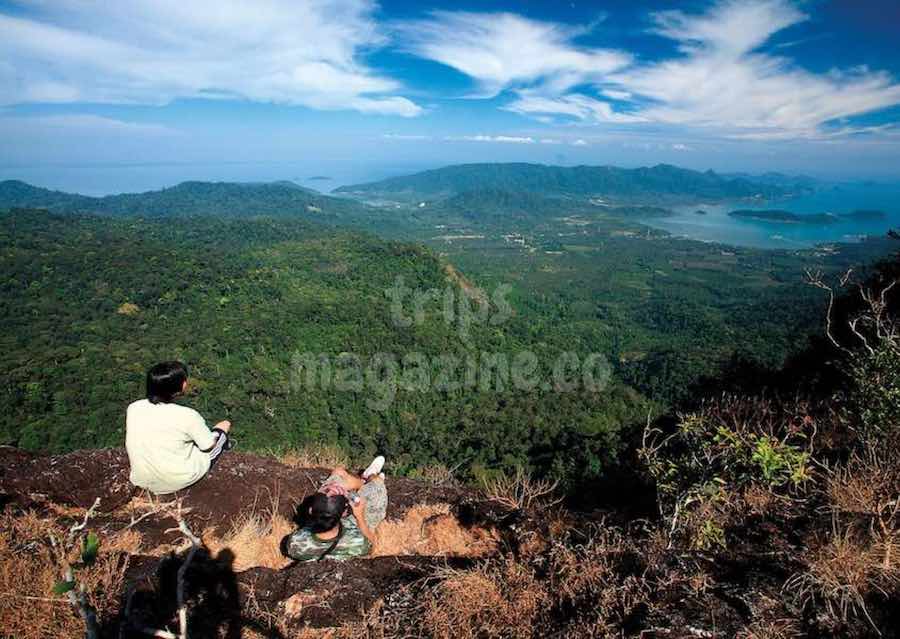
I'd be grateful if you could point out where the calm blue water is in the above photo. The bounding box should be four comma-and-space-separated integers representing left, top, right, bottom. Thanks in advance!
0, 161, 425, 197
640, 182, 900, 249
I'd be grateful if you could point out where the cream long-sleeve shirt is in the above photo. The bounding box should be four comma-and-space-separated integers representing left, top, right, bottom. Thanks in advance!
125, 399, 215, 494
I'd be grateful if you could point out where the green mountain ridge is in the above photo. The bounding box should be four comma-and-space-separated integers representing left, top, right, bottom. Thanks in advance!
0, 179, 365, 220
336, 162, 799, 202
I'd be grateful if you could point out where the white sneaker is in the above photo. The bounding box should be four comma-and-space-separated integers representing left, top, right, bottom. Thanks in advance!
362, 455, 385, 480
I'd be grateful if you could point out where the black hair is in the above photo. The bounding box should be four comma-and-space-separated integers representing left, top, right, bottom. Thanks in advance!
296, 492, 348, 561
146, 361, 189, 404
297, 492, 348, 532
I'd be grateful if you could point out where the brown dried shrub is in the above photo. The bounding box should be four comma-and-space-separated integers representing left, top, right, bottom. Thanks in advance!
0, 509, 131, 639
549, 526, 652, 635
278, 444, 352, 470
420, 558, 548, 639
371, 504, 498, 558
482, 467, 562, 511
786, 524, 896, 629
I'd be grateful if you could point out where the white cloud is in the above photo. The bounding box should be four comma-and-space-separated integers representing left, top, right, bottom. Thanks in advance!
393, 11, 630, 97
671, 143, 693, 151
0, 1, 421, 117
504, 93, 645, 124
571, 139, 588, 146
445, 135, 536, 144
0, 114, 178, 136
607, 0, 900, 137
601, 89, 632, 101
382, 133, 433, 140
402, 1, 900, 140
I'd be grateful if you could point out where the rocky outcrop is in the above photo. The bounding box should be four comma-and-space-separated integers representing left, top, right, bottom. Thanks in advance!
0, 447, 506, 635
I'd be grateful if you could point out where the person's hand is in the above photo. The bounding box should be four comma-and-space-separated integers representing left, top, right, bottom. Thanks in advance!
350, 495, 367, 521
215, 420, 232, 433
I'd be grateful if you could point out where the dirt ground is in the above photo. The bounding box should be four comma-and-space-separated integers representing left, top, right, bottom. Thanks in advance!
0, 446, 505, 635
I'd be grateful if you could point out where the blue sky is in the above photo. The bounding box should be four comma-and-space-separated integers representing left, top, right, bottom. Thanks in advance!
1, 0, 900, 193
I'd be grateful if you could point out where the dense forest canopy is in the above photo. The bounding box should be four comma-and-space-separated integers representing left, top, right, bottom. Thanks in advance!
1, 191, 893, 485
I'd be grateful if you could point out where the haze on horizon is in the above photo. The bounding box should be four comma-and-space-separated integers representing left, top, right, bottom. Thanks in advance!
1, 0, 900, 194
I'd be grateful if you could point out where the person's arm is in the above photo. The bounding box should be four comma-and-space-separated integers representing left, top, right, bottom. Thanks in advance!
213, 420, 231, 434
185, 410, 224, 452
350, 496, 376, 545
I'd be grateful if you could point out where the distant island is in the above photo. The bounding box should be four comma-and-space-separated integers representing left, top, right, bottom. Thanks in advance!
729, 209, 886, 224
729, 210, 838, 224
336, 162, 802, 204
843, 209, 887, 221
694, 209, 707, 215
308, 176, 332, 181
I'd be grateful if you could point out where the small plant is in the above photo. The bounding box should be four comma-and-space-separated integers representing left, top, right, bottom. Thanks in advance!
48, 498, 102, 639
481, 467, 562, 511
641, 395, 816, 550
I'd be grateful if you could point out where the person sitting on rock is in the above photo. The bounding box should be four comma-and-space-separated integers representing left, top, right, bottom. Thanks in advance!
283, 456, 387, 561
125, 361, 233, 495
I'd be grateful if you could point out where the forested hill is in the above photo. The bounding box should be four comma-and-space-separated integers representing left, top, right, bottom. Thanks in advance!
0, 208, 651, 484
0, 179, 396, 226
335, 162, 800, 201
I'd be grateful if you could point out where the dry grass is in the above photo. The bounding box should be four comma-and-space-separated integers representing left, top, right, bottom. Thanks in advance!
785, 525, 892, 629
417, 464, 458, 487
420, 558, 547, 639
826, 453, 898, 516
549, 526, 652, 633
743, 483, 780, 516
371, 504, 498, 558
204, 493, 294, 571
481, 467, 562, 511
278, 444, 351, 470
0, 509, 132, 639
737, 618, 803, 639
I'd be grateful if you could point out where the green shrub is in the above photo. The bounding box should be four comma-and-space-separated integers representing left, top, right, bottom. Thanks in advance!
641, 395, 815, 550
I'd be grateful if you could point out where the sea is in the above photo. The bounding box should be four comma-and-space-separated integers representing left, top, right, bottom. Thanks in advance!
0, 161, 424, 197
639, 182, 900, 249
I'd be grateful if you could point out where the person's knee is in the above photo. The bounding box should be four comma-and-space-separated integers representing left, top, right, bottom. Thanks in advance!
331, 466, 349, 478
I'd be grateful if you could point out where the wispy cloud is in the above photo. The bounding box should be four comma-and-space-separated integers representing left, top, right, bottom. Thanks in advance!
445, 135, 537, 144
382, 133, 433, 140
0, 114, 179, 136
401, 0, 900, 140
609, 0, 900, 138
0, 0, 421, 117
503, 93, 645, 124
393, 11, 630, 98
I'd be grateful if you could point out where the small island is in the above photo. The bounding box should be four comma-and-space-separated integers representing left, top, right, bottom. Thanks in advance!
729, 209, 837, 224
841, 209, 887, 221
729, 208, 888, 225
694, 209, 707, 215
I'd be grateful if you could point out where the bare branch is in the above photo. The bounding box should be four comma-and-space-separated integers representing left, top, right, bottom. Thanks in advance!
69, 497, 101, 538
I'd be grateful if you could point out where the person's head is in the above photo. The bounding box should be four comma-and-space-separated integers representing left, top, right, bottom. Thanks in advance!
296, 492, 348, 533
146, 361, 189, 404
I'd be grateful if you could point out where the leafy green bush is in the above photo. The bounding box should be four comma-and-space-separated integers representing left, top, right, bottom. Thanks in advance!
641, 395, 815, 549
848, 344, 900, 443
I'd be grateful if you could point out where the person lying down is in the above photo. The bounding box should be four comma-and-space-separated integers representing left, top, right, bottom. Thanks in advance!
283, 456, 387, 561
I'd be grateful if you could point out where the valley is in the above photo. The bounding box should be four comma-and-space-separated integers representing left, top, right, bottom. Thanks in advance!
2, 163, 896, 485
